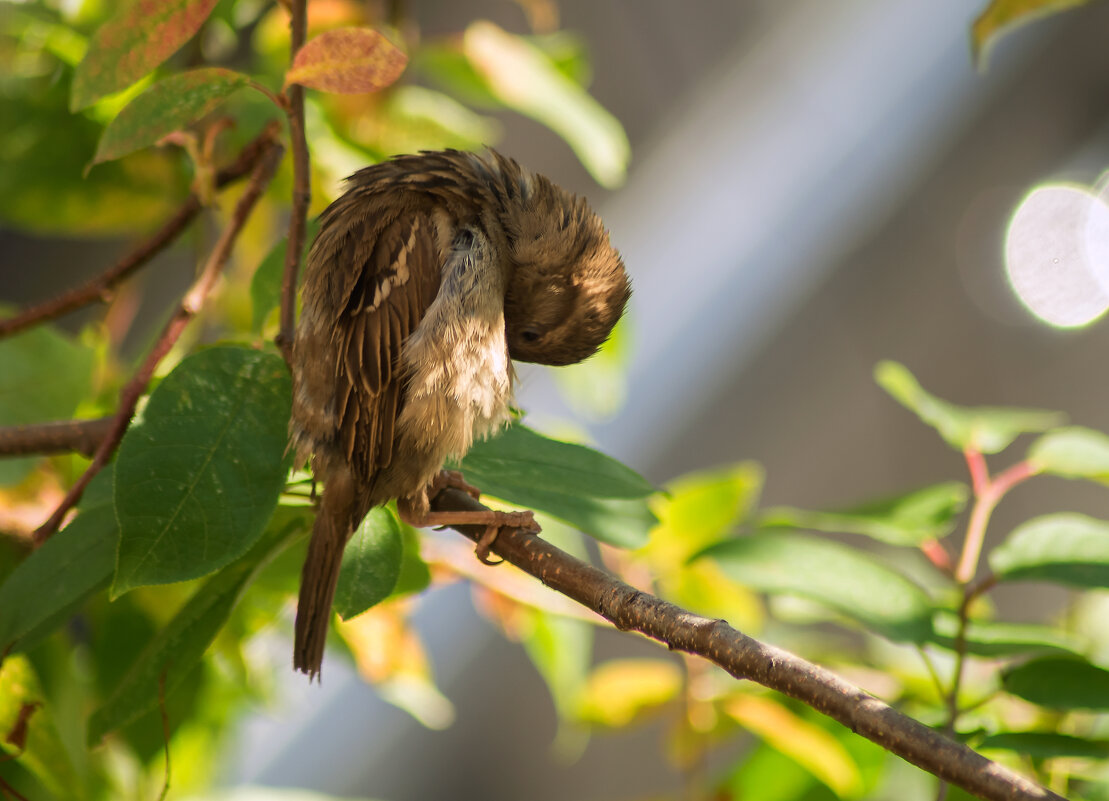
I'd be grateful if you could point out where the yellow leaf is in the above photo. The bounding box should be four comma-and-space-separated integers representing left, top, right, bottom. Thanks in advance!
724, 694, 863, 797
576, 659, 682, 727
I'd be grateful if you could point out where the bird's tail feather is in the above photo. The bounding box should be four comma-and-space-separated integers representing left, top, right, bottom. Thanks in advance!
294, 469, 361, 680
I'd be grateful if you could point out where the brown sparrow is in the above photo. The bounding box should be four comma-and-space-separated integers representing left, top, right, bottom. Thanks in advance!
289, 149, 630, 679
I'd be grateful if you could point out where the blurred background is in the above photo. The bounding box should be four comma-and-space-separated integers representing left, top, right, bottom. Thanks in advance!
5, 0, 1109, 798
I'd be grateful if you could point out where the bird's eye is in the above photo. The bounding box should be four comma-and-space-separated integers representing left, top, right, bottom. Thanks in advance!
521, 329, 541, 343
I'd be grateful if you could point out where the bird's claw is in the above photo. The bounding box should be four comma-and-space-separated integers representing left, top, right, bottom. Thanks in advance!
474, 510, 538, 565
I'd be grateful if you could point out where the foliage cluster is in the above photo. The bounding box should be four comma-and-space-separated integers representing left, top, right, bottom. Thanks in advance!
1, 0, 1107, 800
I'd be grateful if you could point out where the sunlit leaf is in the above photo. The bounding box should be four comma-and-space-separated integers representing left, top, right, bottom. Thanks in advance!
972, 0, 1089, 68
463, 21, 629, 187
71, 0, 220, 110
333, 506, 402, 620
645, 463, 765, 628
286, 27, 407, 94
761, 481, 968, 546
991, 513, 1109, 587
575, 659, 682, 727
459, 424, 656, 548
1002, 656, 1109, 710
1028, 426, 1109, 483
112, 346, 292, 596
931, 611, 1086, 657
0, 473, 114, 653
697, 532, 934, 642
92, 68, 250, 165
723, 694, 863, 797
353, 85, 502, 156
652, 463, 762, 555
875, 360, 1062, 453
89, 520, 297, 743
251, 216, 321, 332
979, 730, 1109, 759
0, 656, 81, 797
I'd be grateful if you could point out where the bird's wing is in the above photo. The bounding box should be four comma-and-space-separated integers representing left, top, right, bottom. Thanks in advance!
321, 208, 441, 483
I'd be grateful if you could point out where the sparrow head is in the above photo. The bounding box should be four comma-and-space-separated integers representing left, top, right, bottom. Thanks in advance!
498, 170, 631, 366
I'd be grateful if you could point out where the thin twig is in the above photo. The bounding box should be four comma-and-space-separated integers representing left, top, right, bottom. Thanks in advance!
277, 0, 311, 366
32, 141, 285, 545
0, 417, 113, 458
431, 487, 1064, 801
0, 123, 282, 340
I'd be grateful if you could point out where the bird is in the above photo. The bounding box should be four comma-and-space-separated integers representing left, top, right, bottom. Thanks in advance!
288, 148, 631, 679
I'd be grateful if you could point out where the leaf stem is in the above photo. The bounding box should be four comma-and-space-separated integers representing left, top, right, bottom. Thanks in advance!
277, 0, 311, 367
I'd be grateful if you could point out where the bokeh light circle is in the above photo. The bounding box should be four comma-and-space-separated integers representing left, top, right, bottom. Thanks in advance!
1004, 184, 1109, 328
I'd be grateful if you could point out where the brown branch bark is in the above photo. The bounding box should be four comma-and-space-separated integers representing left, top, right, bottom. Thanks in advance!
32, 141, 285, 545
431, 487, 1063, 801
0, 122, 282, 340
277, 0, 311, 366
0, 417, 113, 458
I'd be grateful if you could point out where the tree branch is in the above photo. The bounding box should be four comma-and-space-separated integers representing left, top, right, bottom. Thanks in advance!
277, 0, 311, 366
0, 417, 113, 458
32, 140, 285, 545
431, 487, 1063, 801
0, 122, 282, 340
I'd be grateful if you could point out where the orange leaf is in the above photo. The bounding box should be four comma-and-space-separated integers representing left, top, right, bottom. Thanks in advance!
285, 27, 407, 94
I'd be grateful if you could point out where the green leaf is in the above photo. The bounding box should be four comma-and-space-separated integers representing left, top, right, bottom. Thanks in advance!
760, 482, 968, 546
463, 21, 629, 188
92, 68, 249, 165
112, 346, 292, 597
645, 462, 762, 567
285, 27, 408, 94
972, 0, 1089, 68
0, 321, 95, 485
991, 513, 1109, 588
334, 506, 403, 620
1002, 656, 1109, 710
697, 532, 934, 642
0, 656, 81, 798
71, 0, 220, 110
89, 520, 296, 744
391, 520, 431, 597
0, 473, 115, 653
251, 216, 321, 332
979, 730, 1109, 759
931, 612, 1085, 657
459, 424, 657, 548
875, 360, 1062, 453
1028, 426, 1109, 483
462, 424, 653, 499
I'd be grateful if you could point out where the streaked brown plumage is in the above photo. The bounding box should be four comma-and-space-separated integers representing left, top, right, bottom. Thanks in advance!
289, 149, 630, 679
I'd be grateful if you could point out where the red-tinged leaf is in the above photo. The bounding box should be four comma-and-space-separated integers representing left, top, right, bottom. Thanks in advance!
285, 27, 407, 94
71, 0, 220, 111
92, 68, 250, 165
